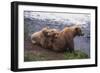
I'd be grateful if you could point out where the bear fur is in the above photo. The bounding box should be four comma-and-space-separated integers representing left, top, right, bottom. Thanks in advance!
31, 26, 84, 52
50, 26, 84, 52
31, 27, 59, 48
43, 28, 59, 49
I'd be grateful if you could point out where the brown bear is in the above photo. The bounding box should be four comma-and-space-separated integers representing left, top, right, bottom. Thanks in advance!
50, 26, 84, 52
31, 27, 59, 48
31, 27, 48, 46
42, 28, 59, 49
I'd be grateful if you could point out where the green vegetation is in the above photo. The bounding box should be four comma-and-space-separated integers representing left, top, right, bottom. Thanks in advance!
24, 50, 89, 62
64, 50, 89, 59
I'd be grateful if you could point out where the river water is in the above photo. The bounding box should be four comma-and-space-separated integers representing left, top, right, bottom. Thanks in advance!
74, 36, 90, 57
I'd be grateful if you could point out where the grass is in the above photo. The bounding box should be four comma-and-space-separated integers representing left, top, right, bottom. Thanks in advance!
63, 50, 89, 59
24, 50, 89, 62
24, 51, 49, 61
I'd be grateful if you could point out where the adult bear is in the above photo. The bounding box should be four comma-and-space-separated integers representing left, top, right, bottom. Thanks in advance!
51, 26, 84, 52
31, 27, 58, 48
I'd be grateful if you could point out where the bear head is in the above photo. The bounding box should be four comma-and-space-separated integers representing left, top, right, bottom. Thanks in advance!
42, 27, 59, 38
74, 27, 84, 36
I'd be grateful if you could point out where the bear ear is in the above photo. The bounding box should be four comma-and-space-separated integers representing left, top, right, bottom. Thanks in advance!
42, 26, 49, 31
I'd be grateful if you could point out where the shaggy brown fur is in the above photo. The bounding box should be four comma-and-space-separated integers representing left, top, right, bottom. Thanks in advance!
31, 27, 59, 48
50, 26, 84, 52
